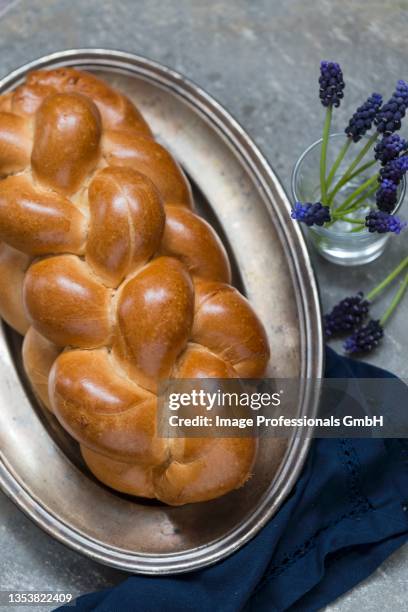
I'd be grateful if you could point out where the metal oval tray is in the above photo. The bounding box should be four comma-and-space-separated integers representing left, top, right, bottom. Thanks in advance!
0, 49, 323, 574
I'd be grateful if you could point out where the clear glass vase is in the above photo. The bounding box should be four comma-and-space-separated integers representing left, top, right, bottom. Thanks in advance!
291, 133, 406, 266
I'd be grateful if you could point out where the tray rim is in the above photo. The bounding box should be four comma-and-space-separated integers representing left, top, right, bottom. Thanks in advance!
0, 48, 324, 574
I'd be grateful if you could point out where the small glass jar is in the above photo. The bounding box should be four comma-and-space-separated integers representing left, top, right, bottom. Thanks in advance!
291, 133, 406, 266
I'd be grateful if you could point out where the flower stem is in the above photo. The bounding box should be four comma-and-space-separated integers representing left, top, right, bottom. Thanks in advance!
334, 173, 379, 215
320, 106, 333, 204
336, 184, 378, 216
326, 183, 376, 228
328, 133, 378, 203
380, 271, 408, 326
328, 161, 377, 205
367, 255, 408, 301
337, 216, 365, 224
345, 159, 377, 185
325, 137, 351, 194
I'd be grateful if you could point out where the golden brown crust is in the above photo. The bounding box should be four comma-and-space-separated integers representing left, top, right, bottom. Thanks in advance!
160, 205, 231, 283
49, 348, 166, 464
0, 175, 86, 255
11, 82, 55, 117
102, 130, 194, 208
22, 326, 61, 410
24, 67, 152, 135
113, 256, 194, 392
0, 68, 270, 505
86, 166, 165, 287
23, 255, 112, 348
0, 242, 31, 334
0, 93, 12, 113
80, 445, 156, 498
174, 343, 238, 379
192, 279, 270, 377
32, 93, 102, 196
154, 437, 256, 505
0, 112, 31, 176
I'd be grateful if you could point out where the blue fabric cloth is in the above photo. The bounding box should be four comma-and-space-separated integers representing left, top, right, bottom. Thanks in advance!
60, 348, 408, 612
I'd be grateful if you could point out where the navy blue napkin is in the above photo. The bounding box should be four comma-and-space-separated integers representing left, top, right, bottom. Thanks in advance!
61, 347, 408, 612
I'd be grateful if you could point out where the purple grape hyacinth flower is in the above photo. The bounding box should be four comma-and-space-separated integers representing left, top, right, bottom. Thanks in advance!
380, 155, 408, 184
345, 93, 382, 142
365, 210, 406, 234
374, 134, 408, 165
319, 61, 345, 108
324, 292, 370, 338
376, 179, 398, 213
343, 320, 384, 354
291, 202, 331, 226
374, 80, 408, 134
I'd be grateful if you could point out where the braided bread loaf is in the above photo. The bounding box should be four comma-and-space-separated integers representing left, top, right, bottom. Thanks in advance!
0, 68, 270, 505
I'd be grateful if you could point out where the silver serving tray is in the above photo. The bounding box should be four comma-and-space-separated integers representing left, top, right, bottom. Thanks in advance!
0, 50, 323, 574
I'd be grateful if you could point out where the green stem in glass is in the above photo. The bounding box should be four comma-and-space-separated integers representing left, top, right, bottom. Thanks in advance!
380, 271, 408, 326
326, 185, 375, 227
329, 184, 378, 225
334, 173, 378, 215
345, 159, 377, 185
338, 184, 378, 216
367, 256, 408, 301
328, 161, 377, 205
320, 106, 332, 204
343, 132, 378, 176
337, 216, 365, 225
326, 213, 366, 229
328, 132, 378, 203
325, 137, 351, 194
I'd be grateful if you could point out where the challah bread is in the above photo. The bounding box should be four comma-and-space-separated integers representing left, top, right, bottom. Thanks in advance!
0, 68, 270, 505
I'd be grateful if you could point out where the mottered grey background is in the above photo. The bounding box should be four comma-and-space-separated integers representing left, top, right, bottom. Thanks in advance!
0, 0, 406, 610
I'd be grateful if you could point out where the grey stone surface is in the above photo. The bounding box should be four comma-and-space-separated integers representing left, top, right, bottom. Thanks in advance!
0, 493, 124, 610
0, 0, 406, 610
